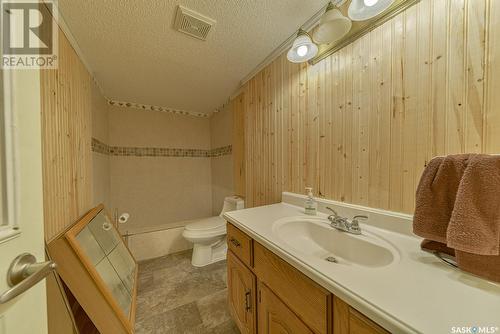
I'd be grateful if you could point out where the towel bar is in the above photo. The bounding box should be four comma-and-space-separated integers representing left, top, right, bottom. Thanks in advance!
433, 251, 458, 268
429, 153, 500, 162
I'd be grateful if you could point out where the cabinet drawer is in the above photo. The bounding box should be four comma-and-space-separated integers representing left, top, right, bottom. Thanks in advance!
227, 223, 253, 267
254, 242, 331, 334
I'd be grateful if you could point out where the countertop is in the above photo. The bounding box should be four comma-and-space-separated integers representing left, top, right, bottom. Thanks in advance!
223, 193, 500, 334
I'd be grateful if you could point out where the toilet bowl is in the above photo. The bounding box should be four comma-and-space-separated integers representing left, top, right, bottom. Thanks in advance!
182, 196, 244, 267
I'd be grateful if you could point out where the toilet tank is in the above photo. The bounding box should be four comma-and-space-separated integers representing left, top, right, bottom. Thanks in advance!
220, 196, 244, 216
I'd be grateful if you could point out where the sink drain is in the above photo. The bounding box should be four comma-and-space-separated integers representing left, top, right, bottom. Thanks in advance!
325, 256, 338, 263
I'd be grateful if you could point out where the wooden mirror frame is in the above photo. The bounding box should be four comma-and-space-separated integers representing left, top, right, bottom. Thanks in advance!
64, 204, 138, 333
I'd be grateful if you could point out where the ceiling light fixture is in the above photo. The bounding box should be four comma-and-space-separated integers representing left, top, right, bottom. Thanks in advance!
313, 2, 352, 44
348, 0, 394, 21
364, 0, 380, 6
287, 29, 318, 63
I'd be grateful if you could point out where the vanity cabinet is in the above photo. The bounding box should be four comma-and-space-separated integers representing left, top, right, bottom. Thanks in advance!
227, 222, 253, 267
226, 222, 390, 334
227, 251, 256, 334
254, 242, 331, 334
334, 297, 389, 334
258, 282, 314, 334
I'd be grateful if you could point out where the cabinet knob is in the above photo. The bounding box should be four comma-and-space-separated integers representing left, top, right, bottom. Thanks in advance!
230, 237, 241, 247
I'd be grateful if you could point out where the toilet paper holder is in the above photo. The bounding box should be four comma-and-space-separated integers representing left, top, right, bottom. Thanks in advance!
119, 213, 130, 224
113, 209, 130, 226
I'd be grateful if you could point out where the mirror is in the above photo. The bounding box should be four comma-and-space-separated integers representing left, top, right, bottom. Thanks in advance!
67, 207, 137, 318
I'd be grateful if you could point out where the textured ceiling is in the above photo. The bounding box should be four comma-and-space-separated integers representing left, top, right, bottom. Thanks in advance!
57, 0, 327, 115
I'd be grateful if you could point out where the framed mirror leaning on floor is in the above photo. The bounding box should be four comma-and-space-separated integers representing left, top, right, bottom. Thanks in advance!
47, 204, 138, 334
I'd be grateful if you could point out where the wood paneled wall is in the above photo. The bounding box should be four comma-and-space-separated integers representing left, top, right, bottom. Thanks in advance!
41, 28, 93, 241
242, 0, 500, 213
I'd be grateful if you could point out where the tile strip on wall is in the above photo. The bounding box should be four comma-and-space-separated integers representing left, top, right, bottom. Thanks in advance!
108, 100, 210, 118
92, 138, 232, 158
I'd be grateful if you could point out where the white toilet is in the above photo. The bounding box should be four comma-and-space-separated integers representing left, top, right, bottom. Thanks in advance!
182, 196, 244, 267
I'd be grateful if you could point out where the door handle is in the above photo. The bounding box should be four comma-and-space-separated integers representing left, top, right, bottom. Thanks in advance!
245, 290, 251, 311
0, 253, 57, 304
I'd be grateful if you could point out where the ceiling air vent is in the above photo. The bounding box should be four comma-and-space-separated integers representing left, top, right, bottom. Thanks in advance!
173, 5, 215, 41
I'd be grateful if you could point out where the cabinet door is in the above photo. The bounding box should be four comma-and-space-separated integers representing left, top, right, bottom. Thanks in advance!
227, 251, 256, 334
333, 296, 389, 334
349, 309, 389, 334
258, 282, 314, 334
254, 242, 331, 334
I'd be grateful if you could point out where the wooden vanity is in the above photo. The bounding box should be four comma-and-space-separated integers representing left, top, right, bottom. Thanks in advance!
226, 223, 389, 334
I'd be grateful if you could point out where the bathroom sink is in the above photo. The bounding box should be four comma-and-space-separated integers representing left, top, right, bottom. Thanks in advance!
272, 217, 397, 268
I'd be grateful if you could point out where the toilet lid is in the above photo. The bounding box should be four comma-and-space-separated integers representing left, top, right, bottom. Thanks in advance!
185, 216, 226, 232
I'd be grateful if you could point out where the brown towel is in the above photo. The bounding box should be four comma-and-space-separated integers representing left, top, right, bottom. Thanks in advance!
413, 155, 470, 243
456, 250, 500, 283
420, 239, 455, 257
447, 154, 500, 256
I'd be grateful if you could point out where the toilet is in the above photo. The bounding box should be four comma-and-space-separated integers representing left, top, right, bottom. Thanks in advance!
182, 196, 244, 267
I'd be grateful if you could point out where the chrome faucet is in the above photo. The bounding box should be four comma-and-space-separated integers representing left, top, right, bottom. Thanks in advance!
326, 207, 367, 235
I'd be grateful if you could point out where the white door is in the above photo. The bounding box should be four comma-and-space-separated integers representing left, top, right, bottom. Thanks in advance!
0, 67, 50, 333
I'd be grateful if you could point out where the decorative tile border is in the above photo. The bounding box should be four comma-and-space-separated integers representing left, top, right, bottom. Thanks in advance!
210, 145, 232, 157
92, 138, 231, 158
108, 99, 210, 118
91, 137, 111, 155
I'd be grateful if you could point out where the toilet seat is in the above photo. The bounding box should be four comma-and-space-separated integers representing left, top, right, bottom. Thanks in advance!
183, 216, 226, 238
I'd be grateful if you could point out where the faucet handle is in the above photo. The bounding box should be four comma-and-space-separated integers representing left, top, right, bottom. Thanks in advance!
326, 207, 339, 218
349, 215, 367, 234
352, 215, 368, 222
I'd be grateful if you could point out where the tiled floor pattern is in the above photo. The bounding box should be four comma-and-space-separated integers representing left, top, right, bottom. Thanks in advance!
135, 250, 240, 334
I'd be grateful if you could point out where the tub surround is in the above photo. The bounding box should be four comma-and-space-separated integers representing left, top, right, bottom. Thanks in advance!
126, 225, 192, 262
107, 105, 213, 235
210, 103, 235, 216
90, 101, 238, 260
92, 138, 232, 158
223, 192, 500, 334
91, 81, 112, 211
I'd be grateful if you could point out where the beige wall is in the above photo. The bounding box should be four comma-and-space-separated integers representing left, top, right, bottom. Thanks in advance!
108, 106, 213, 233
242, 0, 500, 214
90, 96, 237, 235
108, 106, 211, 149
91, 81, 111, 207
210, 104, 234, 215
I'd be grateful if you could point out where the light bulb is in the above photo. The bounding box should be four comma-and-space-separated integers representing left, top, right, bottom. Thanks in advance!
287, 30, 318, 63
364, 0, 379, 6
297, 45, 308, 57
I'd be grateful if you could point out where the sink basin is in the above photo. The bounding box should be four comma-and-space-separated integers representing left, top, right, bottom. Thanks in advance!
272, 216, 398, 268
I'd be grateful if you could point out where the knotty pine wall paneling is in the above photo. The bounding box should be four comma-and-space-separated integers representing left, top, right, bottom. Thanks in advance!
242, 0, 500, 214
41, 28, 93, 241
